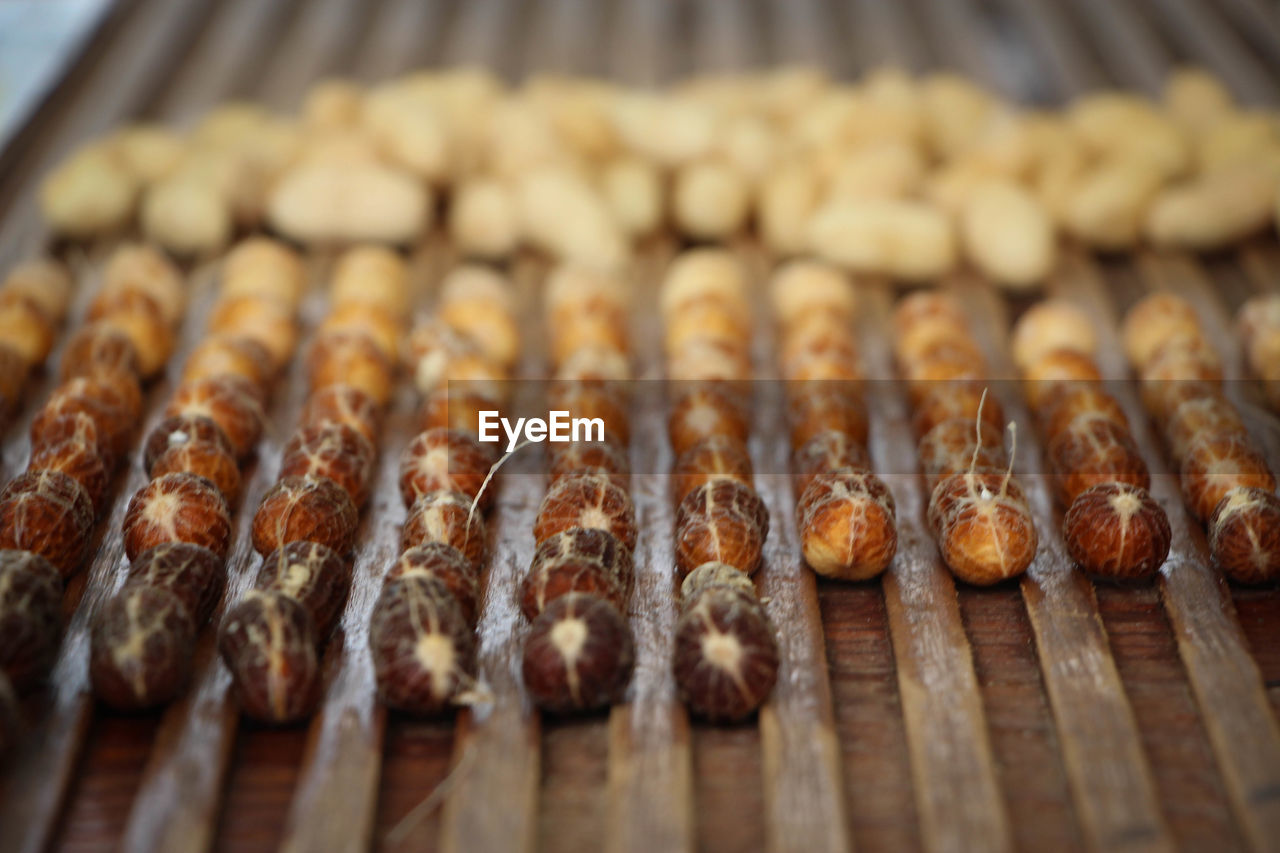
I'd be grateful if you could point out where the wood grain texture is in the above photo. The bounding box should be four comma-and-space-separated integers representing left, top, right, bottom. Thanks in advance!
956, 275, 1172, 853
859, 284, 1013, 853
747, 249, 850, 853
1065, 251, 1280, 853
605, 243, 694, 853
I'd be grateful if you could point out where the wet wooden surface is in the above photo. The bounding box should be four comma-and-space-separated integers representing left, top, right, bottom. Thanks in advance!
0, 1, 1276, 852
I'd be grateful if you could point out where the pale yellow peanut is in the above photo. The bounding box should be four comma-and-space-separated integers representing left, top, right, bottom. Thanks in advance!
108, 124, 185, 184
362, 85, 451, 182
1163, 67, 1234, 133
516, 167, 627, 271
610, 93, 717, 167
303, 79, 365, 129
960, 179, 1055, 289
827, 141, 925, 201
1063, 157, 1165, 250
1068, 93, 1189, 179
807, 197, 955, 282
141, 176, 233, 256
267, 161, 430, 245
599, 157, 662, 238
920, 73, 997, 159
39, 144, 138, 238
1145, 160, 1279, 250
672, 159, 751, 240
758, 162, 820, 256
449, 177, 520, 260
1197, 112, 1278, 173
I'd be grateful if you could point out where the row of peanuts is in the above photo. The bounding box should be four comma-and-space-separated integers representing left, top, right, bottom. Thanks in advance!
1121, 294, 1280, 584
0, 259, 73, 419
1237, 293, 1280, 413
216, 247, 405, 723
1011, 301, 1172, 580
892, 293, 1039, 586
38, 67, 1280, 289
365, 267, 519, 715
770, 262, 899, 582
519, 267, 638, 714
660, 251, 778, 722
0, 245, 183, 747
90, 239, 305, 710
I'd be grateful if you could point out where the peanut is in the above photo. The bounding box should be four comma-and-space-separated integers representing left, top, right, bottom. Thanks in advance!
807, 197, 955, 281
267, 161, 430, 245
1063, 157, 1165, 249
960, 179, 1055, 289
1145, 160, 1278, 250
39, 145, 138, 238
672, 159, 751, 240
449, 177, 520, 259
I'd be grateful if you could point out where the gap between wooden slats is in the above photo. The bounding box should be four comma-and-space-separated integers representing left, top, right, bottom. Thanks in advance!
859, 284, 1013, 853
742, 245, 850, 853
1065, 250, 1280, 853
605, 239, 695, 853
955, 274, 1173, 853
435, 254, 546, 853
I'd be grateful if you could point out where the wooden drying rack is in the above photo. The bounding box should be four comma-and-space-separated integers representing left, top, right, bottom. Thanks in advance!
0, 1, 1277, 851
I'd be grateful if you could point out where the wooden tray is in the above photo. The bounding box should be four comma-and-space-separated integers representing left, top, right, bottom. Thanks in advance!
0, 1, 1278, 852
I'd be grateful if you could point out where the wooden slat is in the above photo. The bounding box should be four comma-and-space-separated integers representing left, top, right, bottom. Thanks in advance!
990, 0, 1106, 96
690, 0, 758, 73
351, 0, 451, 83
436, 257, 545, 853
607, 0, 671, 85
842, 0, 928, 72
146, 0, 298, 123
1065, 0, 1169, 94
764, 0, 844, 74
1066, 251, 1280, 853
522, 0, 606, 76
956, 275, 1174, 853
440, 0, 520, 78
746, 249, 850, 853
254, 0, 376, 110
605, 243, 695, 853
860, 284, 1013, 853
